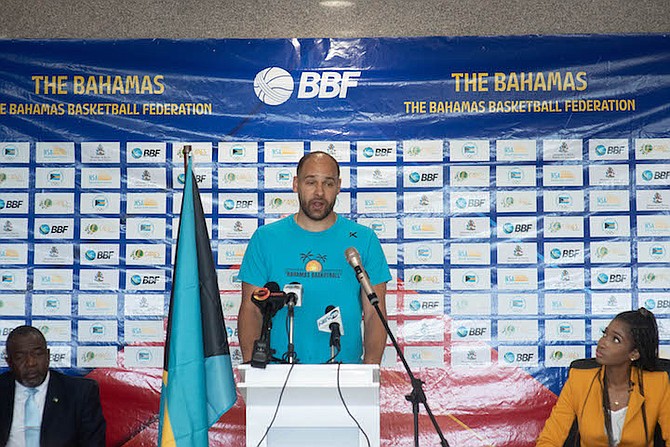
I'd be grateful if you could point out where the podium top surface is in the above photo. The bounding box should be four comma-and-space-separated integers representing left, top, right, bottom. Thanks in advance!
238, 363, 380, 389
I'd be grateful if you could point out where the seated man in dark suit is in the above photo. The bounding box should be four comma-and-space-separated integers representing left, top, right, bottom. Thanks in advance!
0, 326, 106, 447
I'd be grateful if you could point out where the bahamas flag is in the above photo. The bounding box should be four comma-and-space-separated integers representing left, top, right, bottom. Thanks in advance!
158, 157, 237, 446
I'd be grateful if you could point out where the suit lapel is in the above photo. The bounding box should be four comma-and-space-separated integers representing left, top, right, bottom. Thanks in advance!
0, 373, 16, 445
41, 372, 60, 442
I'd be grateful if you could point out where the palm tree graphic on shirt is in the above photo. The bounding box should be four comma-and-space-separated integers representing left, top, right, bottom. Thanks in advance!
300, 251, 326, 272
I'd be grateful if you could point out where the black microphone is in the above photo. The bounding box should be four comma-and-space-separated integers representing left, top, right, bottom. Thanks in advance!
344, 247, 379, 306
317, 305, 343, 352
251, 281, 286, 317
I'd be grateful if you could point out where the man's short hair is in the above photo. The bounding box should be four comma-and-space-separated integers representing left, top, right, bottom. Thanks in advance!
6, 325, 47, 354
296, 151, 340, 178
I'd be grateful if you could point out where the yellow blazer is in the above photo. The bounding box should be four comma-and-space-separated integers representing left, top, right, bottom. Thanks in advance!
537, 365, 670, 447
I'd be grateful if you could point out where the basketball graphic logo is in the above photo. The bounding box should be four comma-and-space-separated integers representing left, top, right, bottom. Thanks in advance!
254, 67, 294, 105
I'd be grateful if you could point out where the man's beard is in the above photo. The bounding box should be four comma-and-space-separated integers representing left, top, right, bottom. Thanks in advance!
299, 196, 336, 221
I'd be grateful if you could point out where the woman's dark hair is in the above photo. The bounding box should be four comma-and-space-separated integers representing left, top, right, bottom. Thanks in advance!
602, 307, 660, 445
613, 307, 659, 371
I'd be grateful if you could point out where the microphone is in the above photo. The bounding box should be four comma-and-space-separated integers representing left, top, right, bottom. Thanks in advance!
317, 305, 344, 353
283, 282, 303, 307
344, 247, 379, 306
251, 281, 286, 317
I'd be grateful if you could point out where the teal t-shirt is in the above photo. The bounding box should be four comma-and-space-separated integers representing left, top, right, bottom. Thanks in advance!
238, 214, 391, 364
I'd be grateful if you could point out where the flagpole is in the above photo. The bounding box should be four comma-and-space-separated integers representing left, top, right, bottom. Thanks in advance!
182, 144, 192, 174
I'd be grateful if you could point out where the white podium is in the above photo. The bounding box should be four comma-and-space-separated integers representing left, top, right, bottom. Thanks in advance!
238, 364, 380, 447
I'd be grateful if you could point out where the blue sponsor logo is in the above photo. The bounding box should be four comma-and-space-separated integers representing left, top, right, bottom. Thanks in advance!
456, 326, 468, 338
597, 273, 609, 284
130, 275, 142, 286
456, 198, 467, 209
131, 148, 143, 159
85, 250, 96, 261
644, 299, 656, 310
595, 145, 607, 156
642, 170, 653, 181
503, 223, 514, 234
503, 352, 515, 363
409, 300, 421, 311
223, 199, 235, 210
39, 224, 50, 235
409, 172, 420, 183
363, 147, 374, 158
550, 248, 561, 259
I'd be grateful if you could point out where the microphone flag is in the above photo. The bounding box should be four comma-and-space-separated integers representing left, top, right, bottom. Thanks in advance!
159, 156, 237, 446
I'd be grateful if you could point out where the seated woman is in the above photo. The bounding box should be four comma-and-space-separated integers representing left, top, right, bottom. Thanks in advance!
537, 308, 670, 447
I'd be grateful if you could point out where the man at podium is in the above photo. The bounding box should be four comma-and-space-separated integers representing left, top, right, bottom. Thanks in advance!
237, 151, 392, 365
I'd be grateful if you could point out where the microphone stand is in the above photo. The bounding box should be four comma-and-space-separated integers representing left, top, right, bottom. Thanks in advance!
285, 297, 297, 363
370, 300, 450, 447
251, 308, 275, 368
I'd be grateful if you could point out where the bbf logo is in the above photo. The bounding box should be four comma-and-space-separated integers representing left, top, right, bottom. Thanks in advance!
253, 67, 361, 106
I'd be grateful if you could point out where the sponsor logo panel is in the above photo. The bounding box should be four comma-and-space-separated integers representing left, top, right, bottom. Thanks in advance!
80, 193, 121, 215
496, 268, 538, 290
0, 193, 29, 214
0, 294, 26, 316
80, 218, 121, 240
543, 139, 582, 160
78, 294, 118, 316
544, 268, 585, 290
450, 242, 491, 265
545, 319, 586, 341
124, 319, 165, 342
588, 164, 629, 186
590, 241, 631, 264
589, 215, 630, 238
543, 216, 584, 239
450, 217, 490, 239
81, 167, 121, 189
263, 167, 295, 190
34, 243, 73, 265
403, 166, 442, 188
451, 344, 491, 368
639, 293, 670, 314
591, 293, 632, 315
637, 215, 670, 237
636, 190, 670, 211
79, 269, 120, 290
0, 168, 29, 188
543, 190, 585, 213
451, 191, 490, 214
542, 165, 584, 187
78, 320, 118, 342
496, 139, 537, 161
498, 346, 539, 367
588, 139, 628, 160
33, 320, 71, 342
589, 190, 630, 212
309, 141, 351, 163
358, 217, 397, 240
545, 346, 585, 367
403, 294, 444, 316
32, 295, 71, 316
172, 142, 212, 163
359, 166, 398, 188
264, 141, 304, 163
126, 218, 166, 240
544, 293, 586, 315
126, 142, 166, 163
35, 167, 75, 188
402, 318, 445, 342
356, 141, 397, 162
497, 294, 538, 315
402, 140, 444, 162
0, 142, 30, 163
404, 190, 443, 213
449, 293, 491, 315
449, 166, 490, 187
36, 142, 75, 163
403, 346, 445, 368
0, 243, 28, 264
636, 164, 670, 185
496, 165, 536, 187
451, 268, 491, 291
217, 193, 258, 215
638, 267, 670, 289
404, 268, 445, 291
635, 138, 670, 160
127, 192, 167, 215
403, 217, 443, 239
218, 142, 258, 163
357, 192, 397, 214
591, 267, 631, 290
0, 269, 28, 290
543, 242, 584, 265
218, 243, 247, 265
81, 142, 121, 163
638, 241, 670, 263
449, 140, 490, 162
497, 319, 539, 342
496, 191, 536, 213
33, 268, 73, 290
124, 346, 164, 368
497, 242, 537, 264
77, 346, 118, 368
124, 294, 166, 316
127, 167, 167, 189
403, 242, 444, 265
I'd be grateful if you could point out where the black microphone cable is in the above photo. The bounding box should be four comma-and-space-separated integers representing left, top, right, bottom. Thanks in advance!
254, 362, 296, 447
336, 362, 371, 447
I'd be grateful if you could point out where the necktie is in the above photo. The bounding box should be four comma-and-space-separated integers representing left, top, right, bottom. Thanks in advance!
24, 387, 40, 447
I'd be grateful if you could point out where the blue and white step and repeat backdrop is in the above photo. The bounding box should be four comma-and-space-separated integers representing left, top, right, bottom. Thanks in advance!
0, 35, 668, 445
